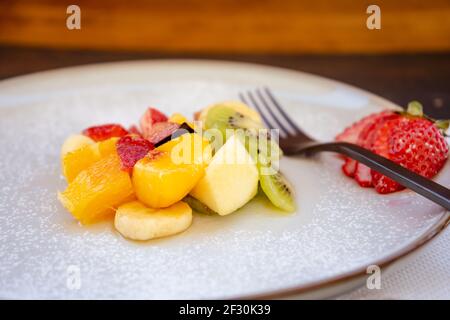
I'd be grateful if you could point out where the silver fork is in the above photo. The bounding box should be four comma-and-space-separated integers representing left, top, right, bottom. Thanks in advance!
239, 87, 450, 210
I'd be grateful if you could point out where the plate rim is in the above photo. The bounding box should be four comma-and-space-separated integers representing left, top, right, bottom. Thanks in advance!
239, 212, 449, 299
0, 59, 448, 299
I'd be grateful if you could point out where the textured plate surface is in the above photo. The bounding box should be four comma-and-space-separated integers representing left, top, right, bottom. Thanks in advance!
0, 60, 448, 299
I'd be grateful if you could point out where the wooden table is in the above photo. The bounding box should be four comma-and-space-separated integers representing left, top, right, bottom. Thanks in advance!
1, 1, 449, 54
0, 46, 448, 118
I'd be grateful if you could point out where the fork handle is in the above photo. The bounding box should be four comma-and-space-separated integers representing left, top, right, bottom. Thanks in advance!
297, 142, 450, 211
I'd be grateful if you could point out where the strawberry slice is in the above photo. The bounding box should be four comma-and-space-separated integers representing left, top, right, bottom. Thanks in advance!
354, 163, 372, 187
145, 122, 180, 145
128, 125, 142, 136
352, 111, 399, 186
357, 111, 398, 148
140, 107, 168, 139
82, 124, 128, 142
368, 117, 404, 193
117, 135, 154, 172
342, 158, 357, 178
372, 171, 405, 194
337, 111, 397, 178
335, 112, 389, 144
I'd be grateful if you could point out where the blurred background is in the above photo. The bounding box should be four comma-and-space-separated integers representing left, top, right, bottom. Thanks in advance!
0, 0, 449, 116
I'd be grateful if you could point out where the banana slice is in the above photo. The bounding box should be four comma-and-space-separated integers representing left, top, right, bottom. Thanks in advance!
115, 201, 192, 241
61, 134, 94, 158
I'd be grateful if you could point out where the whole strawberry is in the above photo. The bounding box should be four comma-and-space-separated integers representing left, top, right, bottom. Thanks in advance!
370, 102, 449, 193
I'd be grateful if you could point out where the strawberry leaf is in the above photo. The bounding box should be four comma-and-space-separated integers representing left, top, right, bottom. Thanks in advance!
435, 119, 450, 132
406, 101, 423, 117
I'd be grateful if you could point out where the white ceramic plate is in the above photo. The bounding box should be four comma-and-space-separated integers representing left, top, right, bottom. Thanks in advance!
0, 60, 448, 299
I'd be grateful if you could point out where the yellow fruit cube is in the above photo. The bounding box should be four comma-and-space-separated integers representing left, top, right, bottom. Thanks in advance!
132, 133, 211, 208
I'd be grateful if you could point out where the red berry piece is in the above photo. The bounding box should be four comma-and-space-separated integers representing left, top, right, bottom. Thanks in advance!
357, 111, 399, 149
336, 111, 392, 144
354, 163, 372, 187
335, 102, 449, 194
116, 135, 154, 172
354, 112, 399, 187
389, 118, 448, 178
82, 124, 128, 142
371, 117, 448, 193
144, 122, 180, 145
128, 125, 142, 136
342, 158, 357, 178
336, 111, 397, 179
371, 171, 405, 194
140, 107, 168, 139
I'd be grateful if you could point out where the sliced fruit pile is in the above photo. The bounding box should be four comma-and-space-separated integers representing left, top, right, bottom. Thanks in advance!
58, 102, 295, 241
200, 102, 295, 213
336, 101, 449, 193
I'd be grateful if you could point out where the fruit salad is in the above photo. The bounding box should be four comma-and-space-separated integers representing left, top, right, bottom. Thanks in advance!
335, 101, 449, 193
58, 102, 295, 241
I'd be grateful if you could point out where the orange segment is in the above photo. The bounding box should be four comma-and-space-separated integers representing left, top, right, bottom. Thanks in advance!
132, 133, 211, 208
58, 153, 134, 225
60, 134, 95, 158
62, 137, 118, 182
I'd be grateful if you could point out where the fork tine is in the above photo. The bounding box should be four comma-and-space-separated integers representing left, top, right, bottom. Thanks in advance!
243, 91, 278, 131
238, 92, 250, 108
255, 88, 291, 136
263, 87, 301, 134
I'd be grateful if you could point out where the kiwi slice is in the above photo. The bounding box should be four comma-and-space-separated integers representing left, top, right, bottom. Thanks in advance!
183, 195, 217, 215
204, 105, 264, 154
258, 164, 295, 212
205, 106, 263, 137
204, 105, 282, 157
241, 130, 282, 163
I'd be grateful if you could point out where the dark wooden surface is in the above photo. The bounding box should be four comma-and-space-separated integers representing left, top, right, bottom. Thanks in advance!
0, 46, 449, 118
1, 0, 450, 53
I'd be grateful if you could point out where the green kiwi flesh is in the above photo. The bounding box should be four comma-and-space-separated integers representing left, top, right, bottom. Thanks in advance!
258, 165, 295, 212
205, 106, 263, 137
183, 195, 217, 215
